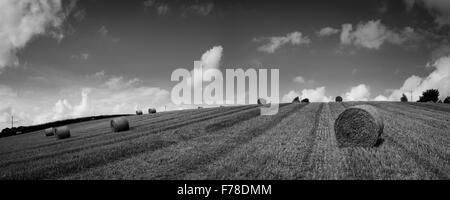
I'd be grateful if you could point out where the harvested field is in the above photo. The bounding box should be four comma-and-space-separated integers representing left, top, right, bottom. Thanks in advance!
0, 102, 448, 180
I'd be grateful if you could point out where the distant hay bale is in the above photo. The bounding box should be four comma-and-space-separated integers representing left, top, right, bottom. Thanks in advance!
53, 126, 71, 139
148, 108, 156, 114
301, 98, 309, 103
292, 96, 300, 103
44, 127, 54, 136
334, 105, 384, 148
110, 117, 130, 132
335, 96, 343, 102
257, 98, 267, 105
136, 110, 143, 115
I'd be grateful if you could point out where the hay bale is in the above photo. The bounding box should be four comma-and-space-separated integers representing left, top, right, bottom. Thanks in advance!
111, 117, 130, 132
54, 126, 71, 139
335, 96, 343, 102
292, 96, 300, 103
44, 127, 54, 136
334, 105, 384, 148
136, 110, 143, 115
257, 98, 267, 105
301, 98, 309, 103
148, 108, 156, 114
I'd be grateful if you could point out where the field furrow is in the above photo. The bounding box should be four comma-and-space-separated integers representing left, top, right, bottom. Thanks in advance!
62, 103, 306, 179
0, 105, 265, 179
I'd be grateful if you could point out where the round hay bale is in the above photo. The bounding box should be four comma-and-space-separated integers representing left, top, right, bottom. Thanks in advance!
148, 108, 156, 114
111, 117, 130, 132
44, 127, 55, 136
335, 96, 343, 102
334, 105, 384, 148
292, 96, 300, 103
257, 98, 267, 105
53, 126, 71, 139
136, 110, 143, 115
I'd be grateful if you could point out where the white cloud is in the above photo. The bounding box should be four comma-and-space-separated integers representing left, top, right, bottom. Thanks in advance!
343, 84, 371, 101
340, 20, 415, 49
293, 76, 305, 83
404, 0, 450, 26
383, 56, 450, 101
282, 86, 331, 102
0, 0, 69, 72
254, 31, 311, 53
317, 27, 340, 37
373, 95, 388, 101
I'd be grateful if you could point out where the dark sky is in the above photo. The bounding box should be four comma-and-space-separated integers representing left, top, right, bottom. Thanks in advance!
0, 0, 449, 128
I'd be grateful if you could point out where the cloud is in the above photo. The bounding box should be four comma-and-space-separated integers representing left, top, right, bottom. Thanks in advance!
404, 0, 450, 26
383, 56, 450, 101
340, 20, 416, 49
0, 0, 71, 72
182, 2, 214, 16
373, 95, 388, 101
188, 45, 223, 89
97, 25, 120, 43
317, 27, 340, 37
293, 76, 305, 83
254, 32, 311, 53
104, 76, 141, 90
351, 68, 358, 75
343, 84, 371, 101
282, 87, 331, 102
157, 4, 170, 15
71, 53, 89, 60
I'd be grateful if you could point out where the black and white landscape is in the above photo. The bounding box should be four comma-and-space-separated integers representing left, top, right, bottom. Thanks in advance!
0, 0, 449, 180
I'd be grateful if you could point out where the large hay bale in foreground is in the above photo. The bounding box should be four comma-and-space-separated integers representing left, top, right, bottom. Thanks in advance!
334, 105, 383, 148
53, 126, 71, 139
111, 117, 130, 132
44, 127, 55, 136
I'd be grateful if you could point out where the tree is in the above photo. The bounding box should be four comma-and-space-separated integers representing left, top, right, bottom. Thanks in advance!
444, 96, 450, 104
417, 89, 439, 102
400, 94, 408, 102
301, 98, 310, 103
335, 96, 343, 102
292, 96, 300, 103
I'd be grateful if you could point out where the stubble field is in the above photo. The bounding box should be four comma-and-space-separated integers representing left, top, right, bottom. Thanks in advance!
0, 102, 448, 180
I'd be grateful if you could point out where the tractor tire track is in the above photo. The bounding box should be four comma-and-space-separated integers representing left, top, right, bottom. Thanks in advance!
294, 103, 324, 179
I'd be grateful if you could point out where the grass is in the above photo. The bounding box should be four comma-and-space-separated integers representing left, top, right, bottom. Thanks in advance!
0, 102, 448, 180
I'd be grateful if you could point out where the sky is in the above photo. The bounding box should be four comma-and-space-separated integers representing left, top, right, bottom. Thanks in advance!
0, 0, 449, 129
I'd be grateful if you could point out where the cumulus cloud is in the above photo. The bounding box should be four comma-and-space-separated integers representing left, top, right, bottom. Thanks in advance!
404, 0, 450, 26
254, 31, 311, 53
282, 87, 331, 102
317, 27, 340, 37
340, 20, 416, 49
383, 56, 450, 101
144, 0, 213, 16
0, 0, 70, 72
343, 84, 371, 101
373, 95, 388, 101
